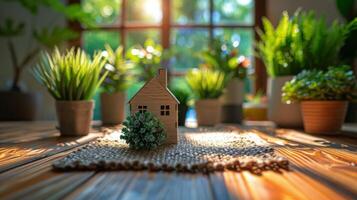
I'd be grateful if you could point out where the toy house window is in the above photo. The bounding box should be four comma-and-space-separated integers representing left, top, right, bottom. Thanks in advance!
160, 105, 170, 116
138, 105, 147, 113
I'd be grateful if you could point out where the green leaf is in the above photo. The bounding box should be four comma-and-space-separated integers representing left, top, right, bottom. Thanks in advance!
32, 47, 107, 100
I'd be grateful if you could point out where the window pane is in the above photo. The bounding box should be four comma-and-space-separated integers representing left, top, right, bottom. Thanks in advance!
213, 0, 254, 25
171, 29, 209, 72
82, 0, 121, 25
126, 0, 162, 24
83, 31, 120, 55
213, 28, 253, 56
172, 0, 209, 24
125, 30, 160, 49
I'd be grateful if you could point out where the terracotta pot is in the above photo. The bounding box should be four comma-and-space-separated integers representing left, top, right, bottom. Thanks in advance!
178, 104, 188, 126
56, 100, 94, 136
267, 76, 303, 127
301, 101, 348, 134
0, 91, 40, 121
220, 78, 244, 124
195, 99, 221, 126
100, 92, 126, 125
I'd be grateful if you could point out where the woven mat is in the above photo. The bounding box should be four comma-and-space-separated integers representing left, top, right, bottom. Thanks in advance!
53, 127, 289, 174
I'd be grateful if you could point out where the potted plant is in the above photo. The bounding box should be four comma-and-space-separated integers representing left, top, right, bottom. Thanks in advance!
33, 48, 107, 136
186, 68, 228, 126
256, 11, 304, 127
100, 44, 133, 125
256, 10, 355, 127
0, 0, 92, 120
297, 11, 357, 123
126, 39, 168, 82
169, 84, 191, 126
282, 66, 357, 134
199, 39, 249, 123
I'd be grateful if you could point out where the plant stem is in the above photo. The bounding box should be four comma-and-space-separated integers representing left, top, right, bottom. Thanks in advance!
7, 40, 40, 92
8, 40, 21, 91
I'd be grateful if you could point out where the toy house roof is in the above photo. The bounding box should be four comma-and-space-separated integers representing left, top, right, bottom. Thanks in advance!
128, 69, 179, 104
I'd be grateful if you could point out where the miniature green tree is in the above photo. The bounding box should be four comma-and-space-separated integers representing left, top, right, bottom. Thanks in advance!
121, 112, 167, 150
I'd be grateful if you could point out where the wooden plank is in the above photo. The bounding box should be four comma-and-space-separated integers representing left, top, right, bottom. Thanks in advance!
0, 149, 95, 200
210, 169, 349, 200
249, 129, 357, 198
0, 122, 357, 200
0, 132, 101, 173
66, 172, 214, 200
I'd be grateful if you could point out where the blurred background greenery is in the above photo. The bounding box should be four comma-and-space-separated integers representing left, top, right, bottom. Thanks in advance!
81, 0, 255, 119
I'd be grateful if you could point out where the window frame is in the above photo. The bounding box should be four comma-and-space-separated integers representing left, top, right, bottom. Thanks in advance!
160, 105, 170, 116
69, 0, 266, 92
138, 105, 147, 113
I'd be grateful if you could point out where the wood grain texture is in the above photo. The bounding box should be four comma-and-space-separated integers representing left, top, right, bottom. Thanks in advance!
0, 122, 356, 200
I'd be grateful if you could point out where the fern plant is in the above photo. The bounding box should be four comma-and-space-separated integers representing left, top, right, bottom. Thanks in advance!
297, 12, 357, 70
256, 10, 357, 77
101, 44, 134, 93
256, 11, 304, 77
186, 68, 228, 99
33, 47, 108, 101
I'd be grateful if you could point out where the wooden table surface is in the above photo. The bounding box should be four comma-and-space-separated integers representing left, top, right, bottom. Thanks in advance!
0, 121, 356, 200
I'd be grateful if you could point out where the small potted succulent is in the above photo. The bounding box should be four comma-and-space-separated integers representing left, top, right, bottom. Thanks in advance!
121, 111, 166, 150
186, 68, 228, 126
169, 84, 191, 126
33, 48, 107, 136
199, 39, 249, 123
100, 44, 133, 125
282, 66, 357, 134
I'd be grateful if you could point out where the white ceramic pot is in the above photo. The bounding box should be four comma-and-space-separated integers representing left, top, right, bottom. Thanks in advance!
267, 76, 303, 127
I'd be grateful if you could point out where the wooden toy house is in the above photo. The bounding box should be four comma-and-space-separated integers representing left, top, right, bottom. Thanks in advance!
128, 68, 179, 144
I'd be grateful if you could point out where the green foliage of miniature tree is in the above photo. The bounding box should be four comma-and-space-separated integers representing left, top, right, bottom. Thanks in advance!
121, 112, 167, 150
282, 66, 357, 103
